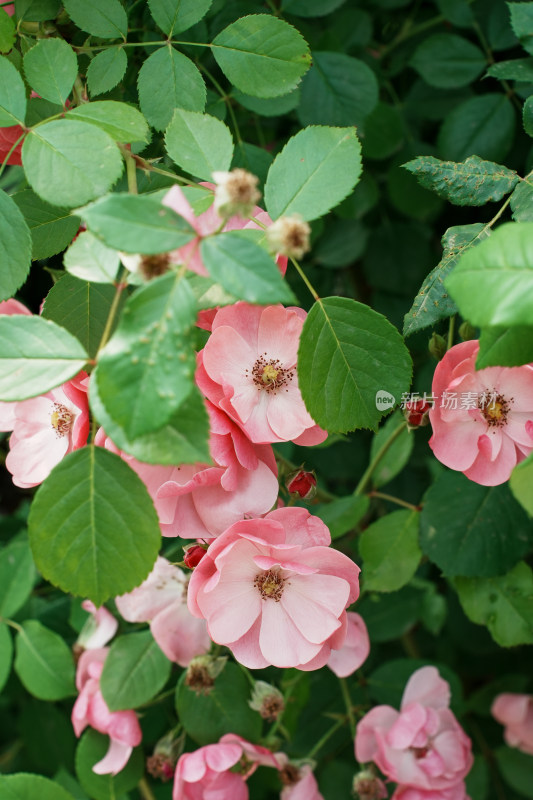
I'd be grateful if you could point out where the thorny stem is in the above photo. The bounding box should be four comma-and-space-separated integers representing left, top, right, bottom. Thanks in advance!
340, 678, 356, 739
368, 491, 421, 512
355, 421, 408, 496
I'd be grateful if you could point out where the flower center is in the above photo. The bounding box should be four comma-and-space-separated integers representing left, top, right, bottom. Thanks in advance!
248, 354, 293, 394
412, 746, 429, 759
254, 568, 286, 602
478, 391, 512, 428
50, 403, 73, 437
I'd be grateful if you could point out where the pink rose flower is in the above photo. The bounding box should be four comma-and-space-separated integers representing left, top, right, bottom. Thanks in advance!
173, 733, 279, 800
491, 693, 533, 756
72, 648, 142, 775
115, 556, 211, 667
187, 507, 360, 670
0, 299, 32, 430
392, 784, 470, 800
76, 600, 118, 651
277, 755, 324, 800
355, 667, 473, 794
429, 340, 533, 485
196, 302, 327, 445
96, 400, 279, 539
327, 611, 370, 678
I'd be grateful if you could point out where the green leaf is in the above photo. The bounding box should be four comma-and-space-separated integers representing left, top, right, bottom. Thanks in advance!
90, 377, 211, 465
0, 539, 36, 617
438, 94, 515, 163
510, 450, 533, 515
212, 14, 311, 99
138, 45, 206, 131
477, 325, 533, 368
28, 446, 161, 605
487, 57, 533, 81
495, 747, 533, 798
232, 142, 273, 188
23, 38, 77, 106
282, 0, 347, 16
357, 586, 423, 643
63, 0, 127, 39
411, 33, 485, 88
95, 273, 197, 440
64, 231, 119, 284
0, 774, 76, 800
0, 315, 88, 401
75, 731, 144, 800
298, 297, 412, 433
67, 101, 149, 143
233, 87, 300, 117
265, 126, 362, 221
454, 561, 533, 647
0, 623, 12, 693
200, 231, 295, 304
370, 411, 414, 488
361, 102, 404, 161
0, 189, 32, 301
77, 193, 195, 254
446, 222, 533, 327
100, 631, 171, 711
12, 189, 80, 261
421, 472, 533, 577
0, 55, 27, 126
15, 620, 75, 700
148, 0, 212, 35
187, 273, 239, 310
509, 2, 533, 55
368, 658, 463, 711
14, 0, 61, 21
165, 108, 234, 180
22, 120, 123, 208
403, 155, 518, 206
298, 51, 378, 127
87, 48, 127, 97
313, 494, 369, 540
0, 8, 15, 54
511, 179, 533, 222
360, 510, 421, 593
176, 662, 261, 745
42, 274, 122, 359
403, 223, 488, 337
523, 95, 533, 138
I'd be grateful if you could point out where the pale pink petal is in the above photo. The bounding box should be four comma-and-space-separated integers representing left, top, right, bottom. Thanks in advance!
429, 420, 483, 472
227, 616, 270, 669
259, 600, 322, 667
464, 432, 518, 486
266, 382, 317, 441
402, 666, 451, 711
257, 305, 303, 366
115, 557, 186, 622
355, 705, 400, 763
388, 704, 429, 749
150, 601, 211, 666
92, 739, 134, 776
6, 424, 69, 487
327, 612, 370, 677
267, 507, 331, 547
281, 574, 348, 644
203, 326, 256, 387
210, 303, 262, 344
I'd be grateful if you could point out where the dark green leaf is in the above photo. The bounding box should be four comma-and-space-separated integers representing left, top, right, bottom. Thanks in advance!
509, 2, 533, 55
495, 746, 533, 798
370, 411, 413, 488
15, 620, 75, 700
368, 658, 463, 711
0, 8, 15, 53
87, 48, 127, 97
360, 510, 421, 592
138, 45, 206, 131
233, 87, 300, 117
361, 102, 404, 160
477, 325, 533, 368
0, 774, 76, 800
101, 631, 171, 711
75, 731, 144, 800
486, 57, 533, 81
28, 446, 161, 605
313, 494, 369, 540
12, 189, 80, 261
438, 94, 515, 163
282, 0, 347, 16
165, 108, 234, 180
411, 33, 485, 88
148, 0, 212, 35
0, 623, 12, 693
357, 586, 423, 642
23, 38, 77, 106
63, 0, 127, 39
0, 55, 27, 126
67, 101, 149, 143
511, 179, 533, 222
0, 539, 36, 617
0, 189, 32, 301
403, 155, 518, 206
14, 0, 61, 21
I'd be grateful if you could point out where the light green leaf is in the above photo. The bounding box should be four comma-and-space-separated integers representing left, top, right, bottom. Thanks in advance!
165, 108, 233, 180
403, 223, 488, 336
446, 221, 533, 327
0, 55, 26, 126
75, 731, 144, 800
12, 189, 80, 261
438, 94, 515, 163
403, 155, 518, 206
101, 631, 171, 711
509, 2, 533, 55
454, 561, 533, 647
77, 193, 195, 254
67, 101, 149, 143
64, 231, 120, 284
510, 450, 533, 516
15, 620, 75, 700
370, 411, 413, 488
0, 539, 36, 617
63, 0, 127, 39
360, 510, 421, 592
298, 51, 378, 127
138, 45, 206, 131
511, 179, 533, 222
0, 8, 15, 53
265, 126, 362, 221
477, 325, 533, 368
0, 623, 12, 693
0, 773, 76, 800
187, 273, 239, 310
298, 297, 412, 432
212, 14, 311, 99
495, 747, 533, 798
200, 231, 295, 304
314, 494, 369, 540
0, 189, 32, 301
87, 47, 127, 97
14, 0, 61, 21
148, 0, 212, 35
411, 33, 485, 88
0, 315, 88, 401
28, 446, 161, 605
95, 273, 197, 440
22, 119, 123, 208
23, 38, 77, 106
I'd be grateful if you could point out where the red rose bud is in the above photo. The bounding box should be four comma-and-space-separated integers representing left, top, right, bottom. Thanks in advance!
183, 544, 207, 569
286, 468, 317, 500
403, 399, 432, 429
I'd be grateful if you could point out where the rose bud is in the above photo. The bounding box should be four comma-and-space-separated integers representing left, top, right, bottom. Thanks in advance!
183, 543, 208, 569
286, 468, 317, 500
403, 399, 432, 429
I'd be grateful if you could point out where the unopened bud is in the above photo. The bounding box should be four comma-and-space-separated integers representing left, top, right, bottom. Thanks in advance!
146, 730, 184, 782
458, 321, 476, 341
428, 332, 447, 360
403, 398, 431, 429
266, 214, 311, 260
139, 253, 171, 280
286, 468, 317, 500
352, 769, 387, 800
212, 168, 261, 219
249, 680, 285, 721
183, 543, 208, 569
185, 655, 227, 695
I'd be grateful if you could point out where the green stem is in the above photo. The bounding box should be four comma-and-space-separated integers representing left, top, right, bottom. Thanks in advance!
380, 13, 445, 57
447, 315, 455, 351
355, 421, 407, 496
306, 718, 345, 760
368, 491, 420, 512
290, 257, 320, 302
95, 268, 128, 355
138, 777, 157, 800
340, 678, 356, 739
197, 61, 243, 145
237, 662, 256, 688
1, 617, 22, 633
